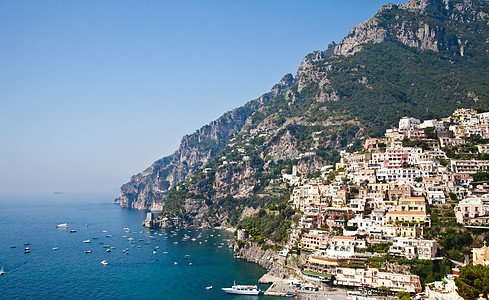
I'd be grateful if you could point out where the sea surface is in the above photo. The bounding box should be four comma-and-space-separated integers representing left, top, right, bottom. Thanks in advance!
0, 193, 280, 300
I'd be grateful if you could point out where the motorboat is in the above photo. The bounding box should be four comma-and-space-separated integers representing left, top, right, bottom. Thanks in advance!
101, 260, 108, 266
83, 240, 91, 243
222, 283, 260, 295
85, 250, 92, 253
52, 247, 59, 250
205, 286, 212, 290
106, 249, 111, 252
57, 223, 68, 228
70, 230, 76, 233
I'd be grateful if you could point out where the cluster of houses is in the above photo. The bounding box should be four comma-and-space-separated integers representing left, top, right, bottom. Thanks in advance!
278, 109, 489, 294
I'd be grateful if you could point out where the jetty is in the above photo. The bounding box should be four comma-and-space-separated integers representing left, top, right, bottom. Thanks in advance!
259, 274, 293, 297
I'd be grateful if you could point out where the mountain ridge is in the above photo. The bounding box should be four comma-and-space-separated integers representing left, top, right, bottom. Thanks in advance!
116, 0, 489, 225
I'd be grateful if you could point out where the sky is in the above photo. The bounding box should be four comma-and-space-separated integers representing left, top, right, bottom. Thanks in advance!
0, 0, 403, 195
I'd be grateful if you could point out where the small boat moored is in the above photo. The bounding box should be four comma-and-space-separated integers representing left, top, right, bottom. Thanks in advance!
205, 286, 212, 290
101, 260, 108, 266
57, 223, 68, 228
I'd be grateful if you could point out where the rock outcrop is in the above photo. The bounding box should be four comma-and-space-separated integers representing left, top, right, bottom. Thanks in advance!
233, 242, 300, 279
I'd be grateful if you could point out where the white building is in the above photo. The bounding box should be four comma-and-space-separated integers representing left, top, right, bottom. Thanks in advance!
420, 119, 445, 131
376, 168, 421, 183
389, 237, 438, 259
427, 190, 446, 204
399, 117, 421, 132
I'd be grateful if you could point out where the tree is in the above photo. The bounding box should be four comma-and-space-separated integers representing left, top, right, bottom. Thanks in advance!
455, 265, 489, 300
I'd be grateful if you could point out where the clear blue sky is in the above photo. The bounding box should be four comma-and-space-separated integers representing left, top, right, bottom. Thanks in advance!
0, 0, 402, 195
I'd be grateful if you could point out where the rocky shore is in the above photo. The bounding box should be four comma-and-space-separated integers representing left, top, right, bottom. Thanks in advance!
232, 242, 301, 280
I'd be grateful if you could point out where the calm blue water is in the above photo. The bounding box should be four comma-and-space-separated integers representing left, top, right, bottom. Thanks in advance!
0, 193, 277, 300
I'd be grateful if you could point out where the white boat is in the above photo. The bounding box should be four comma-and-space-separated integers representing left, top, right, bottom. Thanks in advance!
83, 240, 91, 243
85, 250, 92, 253
222, 283, 260, 295
57, 223, 68, 228
101, 260, 108, 266
52, 247, 59, 250
205, 286, 212, 290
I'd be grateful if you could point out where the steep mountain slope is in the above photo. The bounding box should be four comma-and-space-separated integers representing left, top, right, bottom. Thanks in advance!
115, 74, 293, 209
117, 0, 489, 225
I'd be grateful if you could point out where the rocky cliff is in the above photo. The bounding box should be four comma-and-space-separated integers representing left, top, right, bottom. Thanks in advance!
233, 242, 302, 279
119, 0, 489, 223
115, 74, 293, 209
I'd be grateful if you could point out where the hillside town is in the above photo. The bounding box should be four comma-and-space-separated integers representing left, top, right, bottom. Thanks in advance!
238, 108, 489, 298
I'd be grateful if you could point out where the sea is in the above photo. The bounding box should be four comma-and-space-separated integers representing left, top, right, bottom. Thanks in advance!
0, 193, 282, 300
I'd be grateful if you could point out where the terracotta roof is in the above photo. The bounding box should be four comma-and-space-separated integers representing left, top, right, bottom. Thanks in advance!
333, 236, 354, 240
